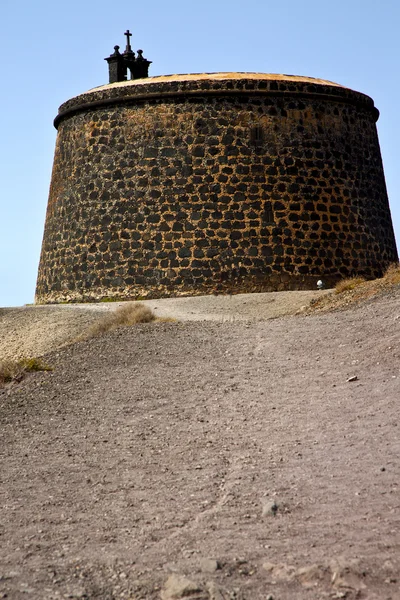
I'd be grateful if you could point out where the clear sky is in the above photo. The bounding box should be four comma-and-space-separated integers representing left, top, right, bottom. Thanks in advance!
1, 0, 399, 307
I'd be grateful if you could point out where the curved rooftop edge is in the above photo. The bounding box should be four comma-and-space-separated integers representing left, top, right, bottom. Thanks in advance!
54, 72, 379, 129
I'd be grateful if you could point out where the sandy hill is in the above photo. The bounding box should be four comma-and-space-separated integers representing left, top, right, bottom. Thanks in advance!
1, 287, 399, 599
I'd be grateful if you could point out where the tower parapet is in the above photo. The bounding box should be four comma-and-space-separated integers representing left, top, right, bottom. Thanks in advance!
105, 30, 151, 83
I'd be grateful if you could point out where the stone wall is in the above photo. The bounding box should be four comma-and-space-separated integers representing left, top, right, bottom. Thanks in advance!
36, 74, 398, 302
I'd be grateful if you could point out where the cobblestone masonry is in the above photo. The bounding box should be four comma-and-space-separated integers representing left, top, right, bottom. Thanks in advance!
36, 73, 398, 302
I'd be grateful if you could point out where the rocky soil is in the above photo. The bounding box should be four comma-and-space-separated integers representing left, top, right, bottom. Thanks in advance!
1, 290, 400, 599
0, 290, 328, 362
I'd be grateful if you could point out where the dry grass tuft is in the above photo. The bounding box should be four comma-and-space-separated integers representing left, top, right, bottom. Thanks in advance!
384, 262, 400, 285
335, 277, 366, 294
0, 357, 52, 386
308, 262, 400, 314
0, 360, 23, 384
83, 302, 155, 339
156, 316, 177, 323
112, 302, 155, 325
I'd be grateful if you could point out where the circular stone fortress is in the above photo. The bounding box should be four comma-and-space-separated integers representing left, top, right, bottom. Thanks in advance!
36, 39, 398, 302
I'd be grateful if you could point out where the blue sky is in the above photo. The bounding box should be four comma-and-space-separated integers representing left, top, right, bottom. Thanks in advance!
1, 0, 399, 306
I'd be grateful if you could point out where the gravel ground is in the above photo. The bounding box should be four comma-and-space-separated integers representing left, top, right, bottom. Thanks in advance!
0, 290, 399, 599
0, 290, 329, 362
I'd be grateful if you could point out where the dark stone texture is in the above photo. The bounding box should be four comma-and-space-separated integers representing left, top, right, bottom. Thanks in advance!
36, 73, 398, 301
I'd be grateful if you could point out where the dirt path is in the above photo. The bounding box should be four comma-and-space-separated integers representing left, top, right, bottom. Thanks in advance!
0, 290, 329, 362
1, 291, 399, 599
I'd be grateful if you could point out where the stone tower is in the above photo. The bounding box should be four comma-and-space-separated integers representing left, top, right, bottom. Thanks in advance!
36, 40, 398, 302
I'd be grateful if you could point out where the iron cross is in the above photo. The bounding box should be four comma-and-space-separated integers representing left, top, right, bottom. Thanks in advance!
124, 30, 133, 52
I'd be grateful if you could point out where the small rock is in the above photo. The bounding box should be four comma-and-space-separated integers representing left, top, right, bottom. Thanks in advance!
206, 581, 228, 600
199, 558, 220, 573
296, 564, 326, 588
263, 562, 296, 582
261, 499, 278, 517
347, 375, 358, 382
330, 557, 366, 591
161, 574, 204, 599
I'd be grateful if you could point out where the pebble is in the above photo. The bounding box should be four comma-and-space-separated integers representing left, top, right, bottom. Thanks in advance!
206, 581, 228, 600
261, 499, 278, 517
199, 558, 220, 573
161, 574, 203, 599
